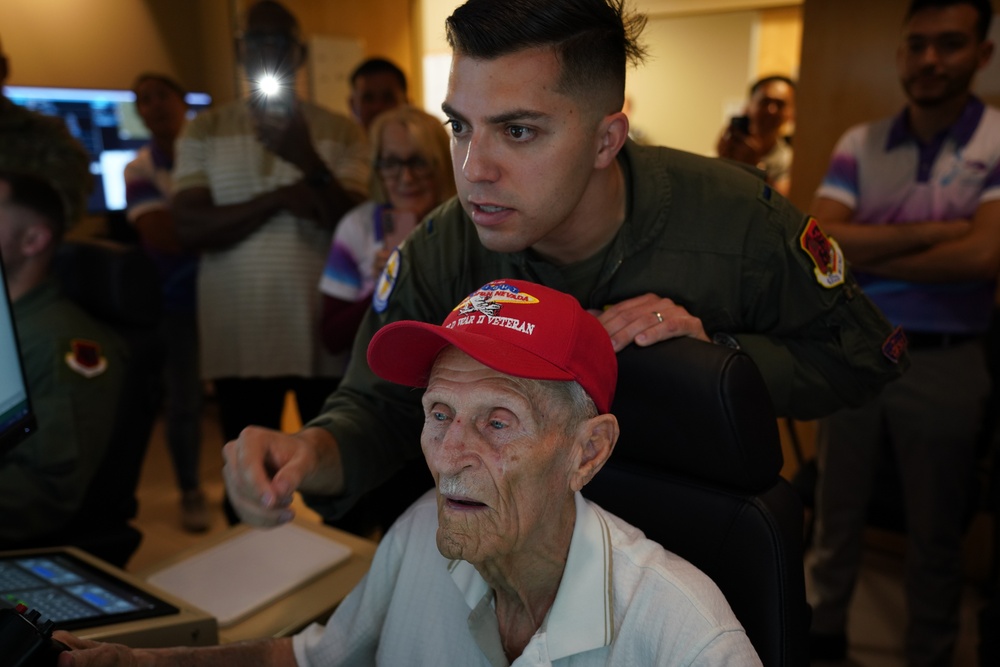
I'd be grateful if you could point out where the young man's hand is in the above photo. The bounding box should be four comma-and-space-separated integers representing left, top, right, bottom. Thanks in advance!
592, 293, 709, 353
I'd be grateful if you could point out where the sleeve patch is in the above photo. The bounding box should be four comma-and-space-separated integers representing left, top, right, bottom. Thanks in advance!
65, 339, 108, 378
799, 217, 846, 289
372, 248, 402, 314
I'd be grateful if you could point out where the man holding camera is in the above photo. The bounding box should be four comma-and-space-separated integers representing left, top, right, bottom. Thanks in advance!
715, 76, 796, 197
171, 0, 369, 510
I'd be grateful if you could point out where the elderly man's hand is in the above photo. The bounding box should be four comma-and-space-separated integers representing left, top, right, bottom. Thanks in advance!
223, 426, 342, 527
54, 632, 147, 666
592, 293, 709, 352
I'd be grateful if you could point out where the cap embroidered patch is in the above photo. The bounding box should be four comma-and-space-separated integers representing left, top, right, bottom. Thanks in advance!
65, 339, 108, 378
372, 247, 402, 314
450, 283, 541, 331
881, 326, 907, 364
800, 217, 845, 288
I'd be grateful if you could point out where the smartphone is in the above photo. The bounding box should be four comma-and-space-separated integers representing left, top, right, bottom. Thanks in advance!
729, 115, 750, 135
253, 74, 293, 119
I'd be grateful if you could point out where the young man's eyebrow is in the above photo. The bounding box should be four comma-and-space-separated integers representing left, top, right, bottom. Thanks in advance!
486, 109, 547, 125
441, 102, 465, 121
440, 103, 548, 126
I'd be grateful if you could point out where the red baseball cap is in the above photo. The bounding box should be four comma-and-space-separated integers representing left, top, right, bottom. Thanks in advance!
366, 279, 617, 413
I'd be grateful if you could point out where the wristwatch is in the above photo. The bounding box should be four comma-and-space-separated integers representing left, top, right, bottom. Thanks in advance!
306, 165, 334, 189
712, 332, 741, 351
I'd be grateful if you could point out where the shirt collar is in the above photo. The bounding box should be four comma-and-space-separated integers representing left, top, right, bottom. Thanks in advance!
885, 95, 985, 151
448, 492, 615, 662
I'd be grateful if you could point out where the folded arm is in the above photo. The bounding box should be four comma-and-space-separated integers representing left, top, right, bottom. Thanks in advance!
856, 199, 1000, 282
171, 185, 296, 251
810, 195, 986, 275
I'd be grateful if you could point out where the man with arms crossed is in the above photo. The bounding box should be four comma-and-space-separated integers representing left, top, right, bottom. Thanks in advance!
226, 0, 905, 530
806, 1, 999, 664
57, 279, 760, 665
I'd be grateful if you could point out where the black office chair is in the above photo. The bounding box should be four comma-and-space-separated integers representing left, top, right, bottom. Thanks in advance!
48, 237, 164, 567
584, 338, 809, 667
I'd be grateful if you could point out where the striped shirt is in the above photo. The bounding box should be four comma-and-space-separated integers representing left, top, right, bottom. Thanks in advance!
173, 100, 369, 378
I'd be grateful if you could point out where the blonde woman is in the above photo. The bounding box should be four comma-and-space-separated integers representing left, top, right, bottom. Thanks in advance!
319, 106, 455, 353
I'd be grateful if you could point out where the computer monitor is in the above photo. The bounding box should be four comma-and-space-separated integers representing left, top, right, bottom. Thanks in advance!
4, 85, 212, 214
0, 252, 35, 454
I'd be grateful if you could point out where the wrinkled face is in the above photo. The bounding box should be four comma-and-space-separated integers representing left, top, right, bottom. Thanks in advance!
135, 78, 187, 140
421, 348, 578, 565
377, 121, 440, 219
897, 4, 992, 108
351, 71, 406, 130
442, 47, 604, 261
747, 80, 794, 138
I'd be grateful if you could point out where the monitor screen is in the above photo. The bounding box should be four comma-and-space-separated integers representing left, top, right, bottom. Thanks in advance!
0, 550, 178, 630
0, 252, 35, 454
4, 85, 212, 213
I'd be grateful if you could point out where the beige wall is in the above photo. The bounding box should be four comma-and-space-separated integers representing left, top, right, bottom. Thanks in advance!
628, 10, 757, 155
628, 5, 801, 156
757, 5, 803, 78
790, 0, 1000, 211
1, 0, 411, 107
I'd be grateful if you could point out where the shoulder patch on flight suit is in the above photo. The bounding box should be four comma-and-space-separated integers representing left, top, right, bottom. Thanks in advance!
882, 326, 908, 364
373, 247, 402, 314
65, 338, 108, 378
799, 217, 845, 289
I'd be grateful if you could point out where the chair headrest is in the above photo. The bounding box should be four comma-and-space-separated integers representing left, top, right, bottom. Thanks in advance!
53, 238, 161, 328
608, 338, 781, 494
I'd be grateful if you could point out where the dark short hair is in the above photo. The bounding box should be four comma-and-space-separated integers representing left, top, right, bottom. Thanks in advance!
0, 170, 67, 238
131, 72, 187, 101
749, 75, 796, 98
245, 0, 300, 38
906, 0, 994, 41
350, 58, 408, 94
445, 0, 647, 115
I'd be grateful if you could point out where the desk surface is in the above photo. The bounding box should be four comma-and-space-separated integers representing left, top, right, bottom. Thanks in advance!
137, 519, 376, 643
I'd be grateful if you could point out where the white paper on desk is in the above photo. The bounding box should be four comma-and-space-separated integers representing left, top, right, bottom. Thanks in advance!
146, 523, 352, 627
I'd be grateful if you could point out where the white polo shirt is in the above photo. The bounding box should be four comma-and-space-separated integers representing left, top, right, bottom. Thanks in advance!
293, 491, 760, 666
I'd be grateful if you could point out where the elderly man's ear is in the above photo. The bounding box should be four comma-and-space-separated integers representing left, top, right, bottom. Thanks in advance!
569, 414, 619, 493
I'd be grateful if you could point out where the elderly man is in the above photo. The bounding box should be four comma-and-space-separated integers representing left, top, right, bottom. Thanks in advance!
56, 279, 760, 665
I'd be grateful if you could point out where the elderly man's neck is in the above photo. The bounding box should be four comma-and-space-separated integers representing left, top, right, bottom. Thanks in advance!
476, 500, 577, 661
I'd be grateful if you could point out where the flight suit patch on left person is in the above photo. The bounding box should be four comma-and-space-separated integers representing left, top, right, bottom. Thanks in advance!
799, 217, 846, 289
65, 338, 108, 378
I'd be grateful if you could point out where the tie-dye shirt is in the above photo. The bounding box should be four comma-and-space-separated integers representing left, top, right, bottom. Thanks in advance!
816, 97, 1000, 333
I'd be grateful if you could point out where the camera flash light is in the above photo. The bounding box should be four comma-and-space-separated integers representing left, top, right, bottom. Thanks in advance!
258, 74, 281, 97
